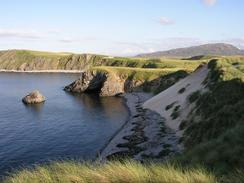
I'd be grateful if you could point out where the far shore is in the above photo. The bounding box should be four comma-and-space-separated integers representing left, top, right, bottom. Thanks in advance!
0, 69, 84, 74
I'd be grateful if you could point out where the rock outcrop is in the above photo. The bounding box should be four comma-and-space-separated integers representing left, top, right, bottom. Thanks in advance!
22, 90, 45, 104
64, 70, 125, 96
64, 71, 107, 93
100, 73, 125, 96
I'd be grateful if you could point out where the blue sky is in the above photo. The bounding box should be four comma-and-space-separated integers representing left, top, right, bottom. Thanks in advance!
0, 0, 243, 56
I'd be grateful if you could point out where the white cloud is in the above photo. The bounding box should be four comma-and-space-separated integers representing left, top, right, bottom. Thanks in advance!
0, 28, 70, 40
158, 17, 174, 25
47, 29, 62, 34
222, 38, 244, 49
0, 29, 43, 39
58, 37, 98, 43
58, 38, 74, 43
202, 0, 217, 6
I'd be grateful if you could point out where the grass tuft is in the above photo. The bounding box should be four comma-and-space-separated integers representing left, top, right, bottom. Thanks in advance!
3, 160, 217, 183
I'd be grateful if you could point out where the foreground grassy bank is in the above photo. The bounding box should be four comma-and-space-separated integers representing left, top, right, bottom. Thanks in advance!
4, 160, 244, 183
3, 160, 217, 183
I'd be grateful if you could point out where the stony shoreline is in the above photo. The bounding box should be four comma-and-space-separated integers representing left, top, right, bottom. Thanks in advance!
99, 92, 181, 161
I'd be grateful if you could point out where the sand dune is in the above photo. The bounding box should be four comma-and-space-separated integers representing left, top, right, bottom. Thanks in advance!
143, 65, 209, 136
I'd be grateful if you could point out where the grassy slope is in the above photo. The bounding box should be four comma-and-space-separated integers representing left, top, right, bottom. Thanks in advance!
96, 57, 202, 69
178, 57, 244, 176
3, 160, 216, 183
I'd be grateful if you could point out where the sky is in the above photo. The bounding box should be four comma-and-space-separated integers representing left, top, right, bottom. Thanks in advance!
0, 0, 243, 56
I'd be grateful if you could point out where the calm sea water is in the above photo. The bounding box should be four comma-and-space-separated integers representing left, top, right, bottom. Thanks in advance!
0, 72, 128, 175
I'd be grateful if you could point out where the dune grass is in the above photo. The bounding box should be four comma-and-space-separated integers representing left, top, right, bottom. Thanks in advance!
3, 160, 217, 183
179, 58, 244, 175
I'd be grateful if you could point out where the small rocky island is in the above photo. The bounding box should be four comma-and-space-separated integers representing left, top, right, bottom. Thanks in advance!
22, 90, 45, 104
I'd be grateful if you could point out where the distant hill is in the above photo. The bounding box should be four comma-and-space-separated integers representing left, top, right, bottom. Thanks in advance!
137, 43, 244, 58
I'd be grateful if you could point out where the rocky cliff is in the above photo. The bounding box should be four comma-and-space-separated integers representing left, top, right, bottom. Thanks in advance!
0, 50, 104, 71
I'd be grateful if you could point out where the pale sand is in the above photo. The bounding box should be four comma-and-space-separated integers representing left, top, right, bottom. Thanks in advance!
0, 69, 83, 73
143, 65, 209, 136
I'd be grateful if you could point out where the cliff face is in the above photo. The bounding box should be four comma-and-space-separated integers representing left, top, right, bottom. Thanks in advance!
64, 70, 126, 96
64, 71, 107, 93
0, 50, 104, 71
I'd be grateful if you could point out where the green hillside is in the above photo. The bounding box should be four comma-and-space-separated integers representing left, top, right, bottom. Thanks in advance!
0, 49, 202, 71
179, 57, 244, 176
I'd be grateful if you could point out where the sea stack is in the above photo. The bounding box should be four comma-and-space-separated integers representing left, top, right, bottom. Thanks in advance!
22, 90, 45, 104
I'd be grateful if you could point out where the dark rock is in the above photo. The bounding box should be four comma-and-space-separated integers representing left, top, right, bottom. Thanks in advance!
64, 70, 125, 96
64, 70, 106, 93
22, 90, 45, 104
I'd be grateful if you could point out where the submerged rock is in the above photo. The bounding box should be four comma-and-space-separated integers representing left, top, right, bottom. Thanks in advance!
22, 90, 45, 104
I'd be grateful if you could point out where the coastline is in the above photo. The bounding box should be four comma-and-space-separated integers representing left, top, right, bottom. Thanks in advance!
0, 69, 83, 74
99, 92, 181, 161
